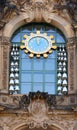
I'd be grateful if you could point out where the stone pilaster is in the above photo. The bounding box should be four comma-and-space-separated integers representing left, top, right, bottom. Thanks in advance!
67, 37, 77, 94
0, 36, 10, 93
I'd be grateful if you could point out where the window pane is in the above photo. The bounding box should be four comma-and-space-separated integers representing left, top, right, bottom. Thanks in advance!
33, 83, 43, 92
11, 33, 20, 42
57, 33, 65, 43
48, 51, 56, 58
21, 73, 31, 82
33, 73, 43, 82
21, 51, 27, 58
45, 59, 56, 70
21, 59, 32, 70
21, 83, 31, 94
45, 74, 55, 82
45, 83, 56, 94
34, 59, 43, 70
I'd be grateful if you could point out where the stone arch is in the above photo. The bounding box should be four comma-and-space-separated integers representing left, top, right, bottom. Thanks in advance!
12, 122, 65, 130
3, 13, 74, 40
13, 125, 64, 130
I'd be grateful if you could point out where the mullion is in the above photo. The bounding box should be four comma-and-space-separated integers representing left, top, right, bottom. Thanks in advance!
21, 70, 56, 73
31, 51, 34, 92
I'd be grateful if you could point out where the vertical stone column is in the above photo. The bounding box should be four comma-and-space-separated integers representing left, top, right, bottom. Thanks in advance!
67, 38, 77, 94
0, 36, 11, 93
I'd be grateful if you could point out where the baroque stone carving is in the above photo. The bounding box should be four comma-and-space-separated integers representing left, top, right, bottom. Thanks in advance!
0, 92, 77, 114
55, 0, 77, 23
19, 95, 30, 110
0, 126, 3, 130
0, 0, 75, 28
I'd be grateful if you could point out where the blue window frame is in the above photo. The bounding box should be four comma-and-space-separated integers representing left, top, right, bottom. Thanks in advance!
9, 23, 68, 95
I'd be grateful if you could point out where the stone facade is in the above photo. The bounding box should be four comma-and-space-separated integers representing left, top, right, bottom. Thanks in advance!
0, 0, 77, 130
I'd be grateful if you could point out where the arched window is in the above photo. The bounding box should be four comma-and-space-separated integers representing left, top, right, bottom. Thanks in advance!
9, 23, 68, 95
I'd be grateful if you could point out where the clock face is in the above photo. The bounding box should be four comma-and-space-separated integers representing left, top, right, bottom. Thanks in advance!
28, 36, 49, 53
20, 31, 57, 58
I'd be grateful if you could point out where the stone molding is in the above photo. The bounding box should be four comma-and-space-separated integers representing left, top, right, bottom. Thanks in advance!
0, 38, 10, 92
0, 92, 77, 113
0, 93, 77, 130
1, 0, 74, 39
67, 40, 77, 94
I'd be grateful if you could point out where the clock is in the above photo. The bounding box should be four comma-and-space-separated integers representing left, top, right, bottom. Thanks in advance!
20, 31, 57, 58
28, 36, 49, 54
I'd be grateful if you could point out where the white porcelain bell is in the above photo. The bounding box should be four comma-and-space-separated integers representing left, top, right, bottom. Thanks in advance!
15, 79, 19, 84
9, 85, 14, 91
10, 73, 14, 78
15, 85, 20, 91
62, 79, 67, 85
9, 79, 14, 84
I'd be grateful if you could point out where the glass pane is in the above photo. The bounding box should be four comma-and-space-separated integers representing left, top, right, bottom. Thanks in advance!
33, 73, 43, 82
48, 51, 56, 58
21, 59, 32, 70
45, 74, 55, 82
21, 83, 31, 94
34, 59, 43, 70
45, 59, 56, 70
11, 33, 20, 42
21, 51, 27, 58
57, 33, 65, 43
33, 83, 43, 92
45, 83, 56, 94
21, 73, 31, 82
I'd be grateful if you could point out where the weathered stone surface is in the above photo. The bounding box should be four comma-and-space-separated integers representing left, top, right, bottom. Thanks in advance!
0, 1, 77, 130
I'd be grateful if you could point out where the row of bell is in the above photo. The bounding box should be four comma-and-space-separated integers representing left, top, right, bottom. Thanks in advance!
12, 56, 19, 60
57, 57, 67, 61
58, 45, 66, 52
9, 79, 19, 84
57, 46, 67, 95
57, 79, 67, 85
9, 45, 20, 93
58, 61, 67, 66
58, 52, 67, 57
10, 67, 19, 72
11, 61, 19, 66
10, 72, 19, 78
57, 86, 68, 95
9, 85, 20, 92
58, 67, 67, 72
57, 72, 67, 79
12, 44, 19, 50
11, 51, 19, 56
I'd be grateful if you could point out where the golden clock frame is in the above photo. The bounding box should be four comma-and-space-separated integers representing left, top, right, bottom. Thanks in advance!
20, 31, 57, 58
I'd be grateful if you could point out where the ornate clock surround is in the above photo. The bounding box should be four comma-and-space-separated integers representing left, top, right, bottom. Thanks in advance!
20, 31, 57, 58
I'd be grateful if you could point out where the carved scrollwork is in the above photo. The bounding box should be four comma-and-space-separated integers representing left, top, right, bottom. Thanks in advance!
46, 95, 56, 108
0, 0, 74, 26
29, 91, 47, 100
19, 95, 30, 110
55, 0, 77, 23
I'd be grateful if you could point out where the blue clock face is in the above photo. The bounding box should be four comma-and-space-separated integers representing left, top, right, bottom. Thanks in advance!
28, 36, 49, 53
